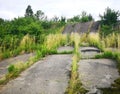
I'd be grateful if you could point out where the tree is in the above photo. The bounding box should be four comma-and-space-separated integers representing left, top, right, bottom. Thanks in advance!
67, 15, 80, 22
25, 5, 33, 17
100, 7, 120, 26
80, 11, 89, 22
80, 11, 94, 22
0, 18, 4, 25
35, 10, 45, 20
52, 16, 59, 22
60, 16, 66, 25
67, 11, 94, 23
88, 14, 94, 21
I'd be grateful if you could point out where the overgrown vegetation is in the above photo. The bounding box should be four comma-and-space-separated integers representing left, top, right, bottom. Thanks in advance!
0, 33, 67, 85
0, 5, 66, 61
100, 7, 120, 36
67, 11, 94, 23
0, 5, 120, 93
65, 33, 87, 94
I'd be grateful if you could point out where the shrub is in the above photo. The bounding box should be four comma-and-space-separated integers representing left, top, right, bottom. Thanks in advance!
8, 64, 15, 73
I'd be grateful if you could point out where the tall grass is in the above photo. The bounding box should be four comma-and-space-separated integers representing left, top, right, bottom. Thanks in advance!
100, 33, 120, 51
87, 33, 100, 46
80, 33, 88, 44
19, 34, 36, 53
117, 34, 120, 50
80, 33, 105, 51
65, 33, 87, 94
103, 33, 117, 48
44, 34, 67, 51
0, 34, 37, 61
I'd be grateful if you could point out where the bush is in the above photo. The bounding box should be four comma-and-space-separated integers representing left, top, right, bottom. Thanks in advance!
8, 64, 15, 73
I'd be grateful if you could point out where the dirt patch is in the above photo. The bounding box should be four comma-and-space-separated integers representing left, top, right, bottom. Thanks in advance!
0, 55, 72, 94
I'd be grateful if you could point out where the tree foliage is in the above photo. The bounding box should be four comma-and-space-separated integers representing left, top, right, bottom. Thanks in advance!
100, 7, 120, 26
35, 10, 46, 20
67, 11, 94, 23
100, 7, 120, 36
25, 5, 33, 17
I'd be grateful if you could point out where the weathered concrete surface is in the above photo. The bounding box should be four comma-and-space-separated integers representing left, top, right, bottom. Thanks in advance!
62, 21, 100, 34
0, 53, 34, 79
57, 46, 74, 53
0, 55, 72, 94
80, 47, 101, 59
78, 59, 119, 90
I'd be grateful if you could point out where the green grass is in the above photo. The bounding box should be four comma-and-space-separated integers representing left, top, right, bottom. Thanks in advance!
65, 33, 87, 94
56, 51, 73, 54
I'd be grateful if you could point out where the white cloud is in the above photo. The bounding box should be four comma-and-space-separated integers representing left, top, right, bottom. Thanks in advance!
0, 11, 16, 20
0, 0, 120, 20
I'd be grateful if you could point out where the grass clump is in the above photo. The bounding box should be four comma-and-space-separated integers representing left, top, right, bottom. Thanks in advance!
103, 33, 117, 48
8, 64, 15, 73
44, 34, 67, 51
87, 33, 105, 51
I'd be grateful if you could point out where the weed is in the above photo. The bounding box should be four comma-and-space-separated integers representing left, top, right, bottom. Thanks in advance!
8, 64, 15, 73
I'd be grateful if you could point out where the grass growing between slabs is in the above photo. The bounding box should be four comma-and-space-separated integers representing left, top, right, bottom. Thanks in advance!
65, 33, 87, 94
0, 32, 120, 94
66, 32, 120, 94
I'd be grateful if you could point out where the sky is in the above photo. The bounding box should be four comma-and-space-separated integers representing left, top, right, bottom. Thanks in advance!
0, 0, 120, 20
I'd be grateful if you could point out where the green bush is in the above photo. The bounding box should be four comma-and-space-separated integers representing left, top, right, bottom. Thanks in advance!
8, 64, 15, 73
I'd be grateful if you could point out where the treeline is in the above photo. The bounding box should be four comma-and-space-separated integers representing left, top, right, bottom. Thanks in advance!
99, 7, 120, 36
67, 11, 94, 23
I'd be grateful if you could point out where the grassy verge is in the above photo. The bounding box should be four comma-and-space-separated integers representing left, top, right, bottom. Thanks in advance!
65, 33, 87, 94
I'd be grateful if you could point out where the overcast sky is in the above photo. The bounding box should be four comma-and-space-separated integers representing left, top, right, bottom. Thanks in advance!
0, 0, 120, 20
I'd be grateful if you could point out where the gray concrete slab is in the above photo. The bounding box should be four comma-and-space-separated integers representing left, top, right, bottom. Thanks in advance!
78, 59, 119, 90
80, 47, 101, 59
0, 55, 72, 94
57, 46, 74, 53
0, 53, 34, 79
